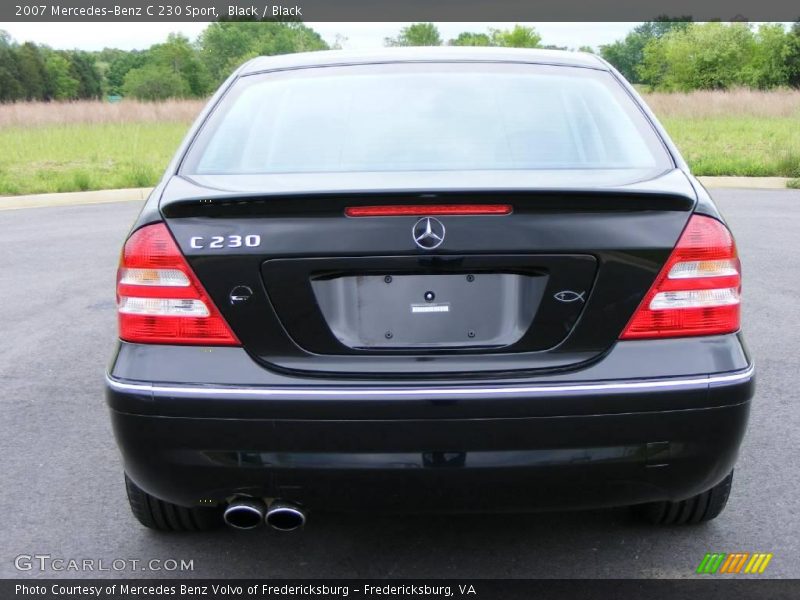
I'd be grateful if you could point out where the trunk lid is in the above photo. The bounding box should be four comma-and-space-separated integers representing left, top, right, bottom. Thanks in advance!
160, 168, 695, 378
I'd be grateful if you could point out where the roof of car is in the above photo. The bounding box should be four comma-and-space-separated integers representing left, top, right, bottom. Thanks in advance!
240, 47, 608, 75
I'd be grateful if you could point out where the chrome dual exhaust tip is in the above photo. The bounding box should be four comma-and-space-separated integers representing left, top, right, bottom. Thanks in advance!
223, 498, 267, 530
223, 498, 306, 531
265, 501, 306, 531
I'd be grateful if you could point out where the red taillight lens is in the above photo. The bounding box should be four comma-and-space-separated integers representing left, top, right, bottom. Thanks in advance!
620, 215, 741, 340
116, 223, 239, 345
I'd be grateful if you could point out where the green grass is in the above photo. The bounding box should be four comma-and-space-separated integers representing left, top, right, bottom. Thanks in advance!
0, 123, 187, 196
1, 116, 799, 196
661, 117, 800, 178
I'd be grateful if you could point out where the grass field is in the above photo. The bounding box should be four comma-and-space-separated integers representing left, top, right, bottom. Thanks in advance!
1, 91, 799, 196
0, 123, 189, 195
662, 117, 800, 177
0, 100, 200, 195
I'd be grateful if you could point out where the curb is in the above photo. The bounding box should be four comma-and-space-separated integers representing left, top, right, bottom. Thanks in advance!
698, 176, 791, 190
0, 177, 795, 211
0, 187, 153, 211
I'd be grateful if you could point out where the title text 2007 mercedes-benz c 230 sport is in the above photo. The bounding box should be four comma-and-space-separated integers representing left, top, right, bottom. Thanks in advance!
106, 48, 754, 532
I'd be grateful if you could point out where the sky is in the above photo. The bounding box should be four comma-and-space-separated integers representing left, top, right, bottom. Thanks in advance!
0, 22, 636, 51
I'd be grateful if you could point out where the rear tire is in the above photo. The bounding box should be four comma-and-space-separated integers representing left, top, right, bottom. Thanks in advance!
124, 474, 222, 532
632, 471, 733, 525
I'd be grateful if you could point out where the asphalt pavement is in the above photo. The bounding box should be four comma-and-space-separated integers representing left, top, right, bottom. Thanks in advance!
1, 189, 798, 579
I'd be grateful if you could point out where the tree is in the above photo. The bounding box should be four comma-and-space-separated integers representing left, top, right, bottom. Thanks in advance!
743, 23, 791, 89
449, 32, 491, 47
93, 47, 128, 65
67, 51, 103, 99
489, 25, 541, 48
44, 52, 79, 100
385, 23, 442, 47
122, 63, 189, 100
600, 18, 691, 83
149, 33, 211, 97
16, 42, 47, 100
0, 31, 23, 102
640, 18, 693, 39
639, 22, 756, 91
106, 50, 148, 96
786, 21, 800, 88
199, 21, 328, 84
199, 21, 256, 83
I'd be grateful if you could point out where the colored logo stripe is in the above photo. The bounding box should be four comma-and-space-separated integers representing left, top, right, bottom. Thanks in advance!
697, 553, 726, 574
745, 553, 773, 574
697, 553, 773, 574
720, 553, 749, 573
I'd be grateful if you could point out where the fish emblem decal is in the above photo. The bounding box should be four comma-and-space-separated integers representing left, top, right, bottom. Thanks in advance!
554, 290, 585, 303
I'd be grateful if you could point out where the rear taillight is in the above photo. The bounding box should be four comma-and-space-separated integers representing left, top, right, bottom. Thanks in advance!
345, 204, 512, 217
116, 223, 239, 345
620, 215, 741, 340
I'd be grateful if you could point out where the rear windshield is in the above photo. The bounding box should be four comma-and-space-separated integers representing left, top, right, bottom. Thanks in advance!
182, 62, 671, 175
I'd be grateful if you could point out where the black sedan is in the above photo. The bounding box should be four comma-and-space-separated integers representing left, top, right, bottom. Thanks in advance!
106, 47, 753, 532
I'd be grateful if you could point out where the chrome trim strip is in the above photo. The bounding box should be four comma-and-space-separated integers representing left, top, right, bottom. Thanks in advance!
106, 364, 754, 399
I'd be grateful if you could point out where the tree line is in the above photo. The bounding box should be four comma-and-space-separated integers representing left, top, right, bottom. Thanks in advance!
0, 30, 103, 102
1, 20, 800, 103
386, 23, 593, 53
0, 21, 328, 102
387, 21, 800, 91
600, 20, 800, 90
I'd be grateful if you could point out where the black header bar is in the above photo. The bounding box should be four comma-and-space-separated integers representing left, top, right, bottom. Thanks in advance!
4, 0, 800, 22
3, 579, 800, 600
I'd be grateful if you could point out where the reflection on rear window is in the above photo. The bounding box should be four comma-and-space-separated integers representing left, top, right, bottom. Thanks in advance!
183, 63, 670, 175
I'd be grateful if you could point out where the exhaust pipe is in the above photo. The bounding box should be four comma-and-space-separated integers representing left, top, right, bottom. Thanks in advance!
223, 498, 267, 530
265, 501, 306, 531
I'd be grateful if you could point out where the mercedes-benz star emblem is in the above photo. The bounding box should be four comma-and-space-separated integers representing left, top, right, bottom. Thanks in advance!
412, 217, 446, 250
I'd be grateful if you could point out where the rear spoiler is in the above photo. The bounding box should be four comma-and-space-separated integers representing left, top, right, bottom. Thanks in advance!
161, 170, 696, 218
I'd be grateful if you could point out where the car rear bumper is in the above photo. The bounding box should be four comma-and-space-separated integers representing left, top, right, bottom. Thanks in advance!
106, 336, 754, 512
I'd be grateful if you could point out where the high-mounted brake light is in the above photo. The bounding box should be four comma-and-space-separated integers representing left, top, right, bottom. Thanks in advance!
345, 204, 512, 217
620, 215, 741, 340
116, 223, 239, 345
